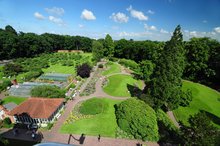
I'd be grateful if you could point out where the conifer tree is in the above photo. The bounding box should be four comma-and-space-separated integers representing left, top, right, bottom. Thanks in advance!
148, 25, 191, 110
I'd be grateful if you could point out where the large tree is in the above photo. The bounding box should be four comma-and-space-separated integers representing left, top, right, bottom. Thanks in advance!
92, 40, 104, 61
180, 112, 220, 146
103, 34, 114, 58
148, 25, 190, 110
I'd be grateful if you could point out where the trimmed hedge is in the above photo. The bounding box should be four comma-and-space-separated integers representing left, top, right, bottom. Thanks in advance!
115, 98, 159, 141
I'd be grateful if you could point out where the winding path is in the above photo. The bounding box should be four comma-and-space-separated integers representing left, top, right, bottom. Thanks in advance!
42, 62, 159, 146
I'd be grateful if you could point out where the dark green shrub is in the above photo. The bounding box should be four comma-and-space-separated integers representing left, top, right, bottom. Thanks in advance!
47, 123, 54, 130
3, 117, 11, 125
31, 85, 65, 98
79, 98, 108, 115
24, 71, 43, 81
3, 63, 23, 76
77, 63, 92, 78
115, 98, 159, 141
156, 109, 181, 144
0, 80, 12, 92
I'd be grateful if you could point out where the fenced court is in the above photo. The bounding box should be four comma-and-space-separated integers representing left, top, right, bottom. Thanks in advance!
39, 73, 72, 82
9, 82, 62, 97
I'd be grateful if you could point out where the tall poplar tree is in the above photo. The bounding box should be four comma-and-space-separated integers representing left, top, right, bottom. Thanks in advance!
148, 25, 191, 110
103, 34, 114, 58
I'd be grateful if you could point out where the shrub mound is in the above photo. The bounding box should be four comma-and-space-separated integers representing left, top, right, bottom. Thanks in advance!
115, 98, 159, 141
31, 85, 65, 98
79, 98, 108, 115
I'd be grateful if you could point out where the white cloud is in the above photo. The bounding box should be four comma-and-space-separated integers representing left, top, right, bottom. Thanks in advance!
160, 29, 169, 34
144, 24, 157, 31
147, 10, 155, 14
110, 12, 129, 23
78, 24, 84, 28
214, 27, 220, 33
81, 9, 96, 20
202, 20, 207, 23
45, 7, 65, 16
48, 16, 64, 26
118, 31, 150, 37
211, 31, 216, 35
127, 5, 148, 21
34, 12, 45, 20
189, 31, 197, 37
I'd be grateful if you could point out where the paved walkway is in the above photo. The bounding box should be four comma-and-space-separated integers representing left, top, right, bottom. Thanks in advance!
41, 62, 159, 146
167, 111, 180, 128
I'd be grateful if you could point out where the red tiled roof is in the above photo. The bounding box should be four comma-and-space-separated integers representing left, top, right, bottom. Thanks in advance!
8, 98, 64, 119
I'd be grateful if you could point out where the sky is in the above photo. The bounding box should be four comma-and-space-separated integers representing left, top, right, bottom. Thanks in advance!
0, 0, 220, 41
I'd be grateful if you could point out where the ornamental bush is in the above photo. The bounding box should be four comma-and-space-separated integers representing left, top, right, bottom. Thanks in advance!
77, 63, 92, 78
115, 98, 159, 141
31, 85, 65, 98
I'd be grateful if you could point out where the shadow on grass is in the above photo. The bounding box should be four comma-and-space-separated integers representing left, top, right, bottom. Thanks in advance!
201, 110, 220, 126
127, 84, 142, 98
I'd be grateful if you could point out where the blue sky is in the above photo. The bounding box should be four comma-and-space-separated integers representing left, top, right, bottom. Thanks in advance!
0, 0, 220, 41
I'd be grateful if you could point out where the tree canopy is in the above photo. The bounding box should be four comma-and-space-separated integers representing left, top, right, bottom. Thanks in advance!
115, 98, 159, 141
147, 25, 191, 110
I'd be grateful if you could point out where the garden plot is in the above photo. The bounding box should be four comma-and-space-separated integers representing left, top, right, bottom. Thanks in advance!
8, 82, 62, 97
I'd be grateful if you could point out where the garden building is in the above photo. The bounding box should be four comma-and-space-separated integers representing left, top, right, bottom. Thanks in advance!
8, 98, 64, 126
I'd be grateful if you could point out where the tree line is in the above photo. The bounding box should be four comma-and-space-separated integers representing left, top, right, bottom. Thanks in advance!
0, 25, 92, 59
1, 25, 220, 87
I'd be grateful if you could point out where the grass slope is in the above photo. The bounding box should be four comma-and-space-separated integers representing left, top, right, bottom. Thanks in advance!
79, 98, 109, 115
102, 62, 121, 76
2, 96, 27, 105
103, 74, 144, 97
42, 64, 75, 74
174, 80, 220, 128
60, 98, 121, 137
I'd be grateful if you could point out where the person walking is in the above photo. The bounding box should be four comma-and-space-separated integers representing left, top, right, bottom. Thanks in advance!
98, 134, 101, 142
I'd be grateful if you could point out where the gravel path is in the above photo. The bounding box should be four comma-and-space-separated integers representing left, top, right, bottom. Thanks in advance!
167, 111, 180, 128
41, 62, 159, 146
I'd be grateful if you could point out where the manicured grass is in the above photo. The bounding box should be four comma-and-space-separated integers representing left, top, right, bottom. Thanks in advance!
42, 64, 75, 74
103, 74, 144, 97
79, 98, 109, 115
60, 98, 121, 137
2, 96, 27, 105
102, 62, 121, 76
173, 80, 220, 128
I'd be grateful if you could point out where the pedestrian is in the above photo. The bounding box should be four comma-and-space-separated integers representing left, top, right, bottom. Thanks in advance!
98, 134, 101, 142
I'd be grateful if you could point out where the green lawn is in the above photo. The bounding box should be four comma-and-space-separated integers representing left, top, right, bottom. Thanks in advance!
42, 64, 75, 74
0, 66, 4, 81
102, 62, 121, 76
60, 98, 121, 137
103, 74, 144, 97
173, 80, 220, 128
2, 96, 27, 105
